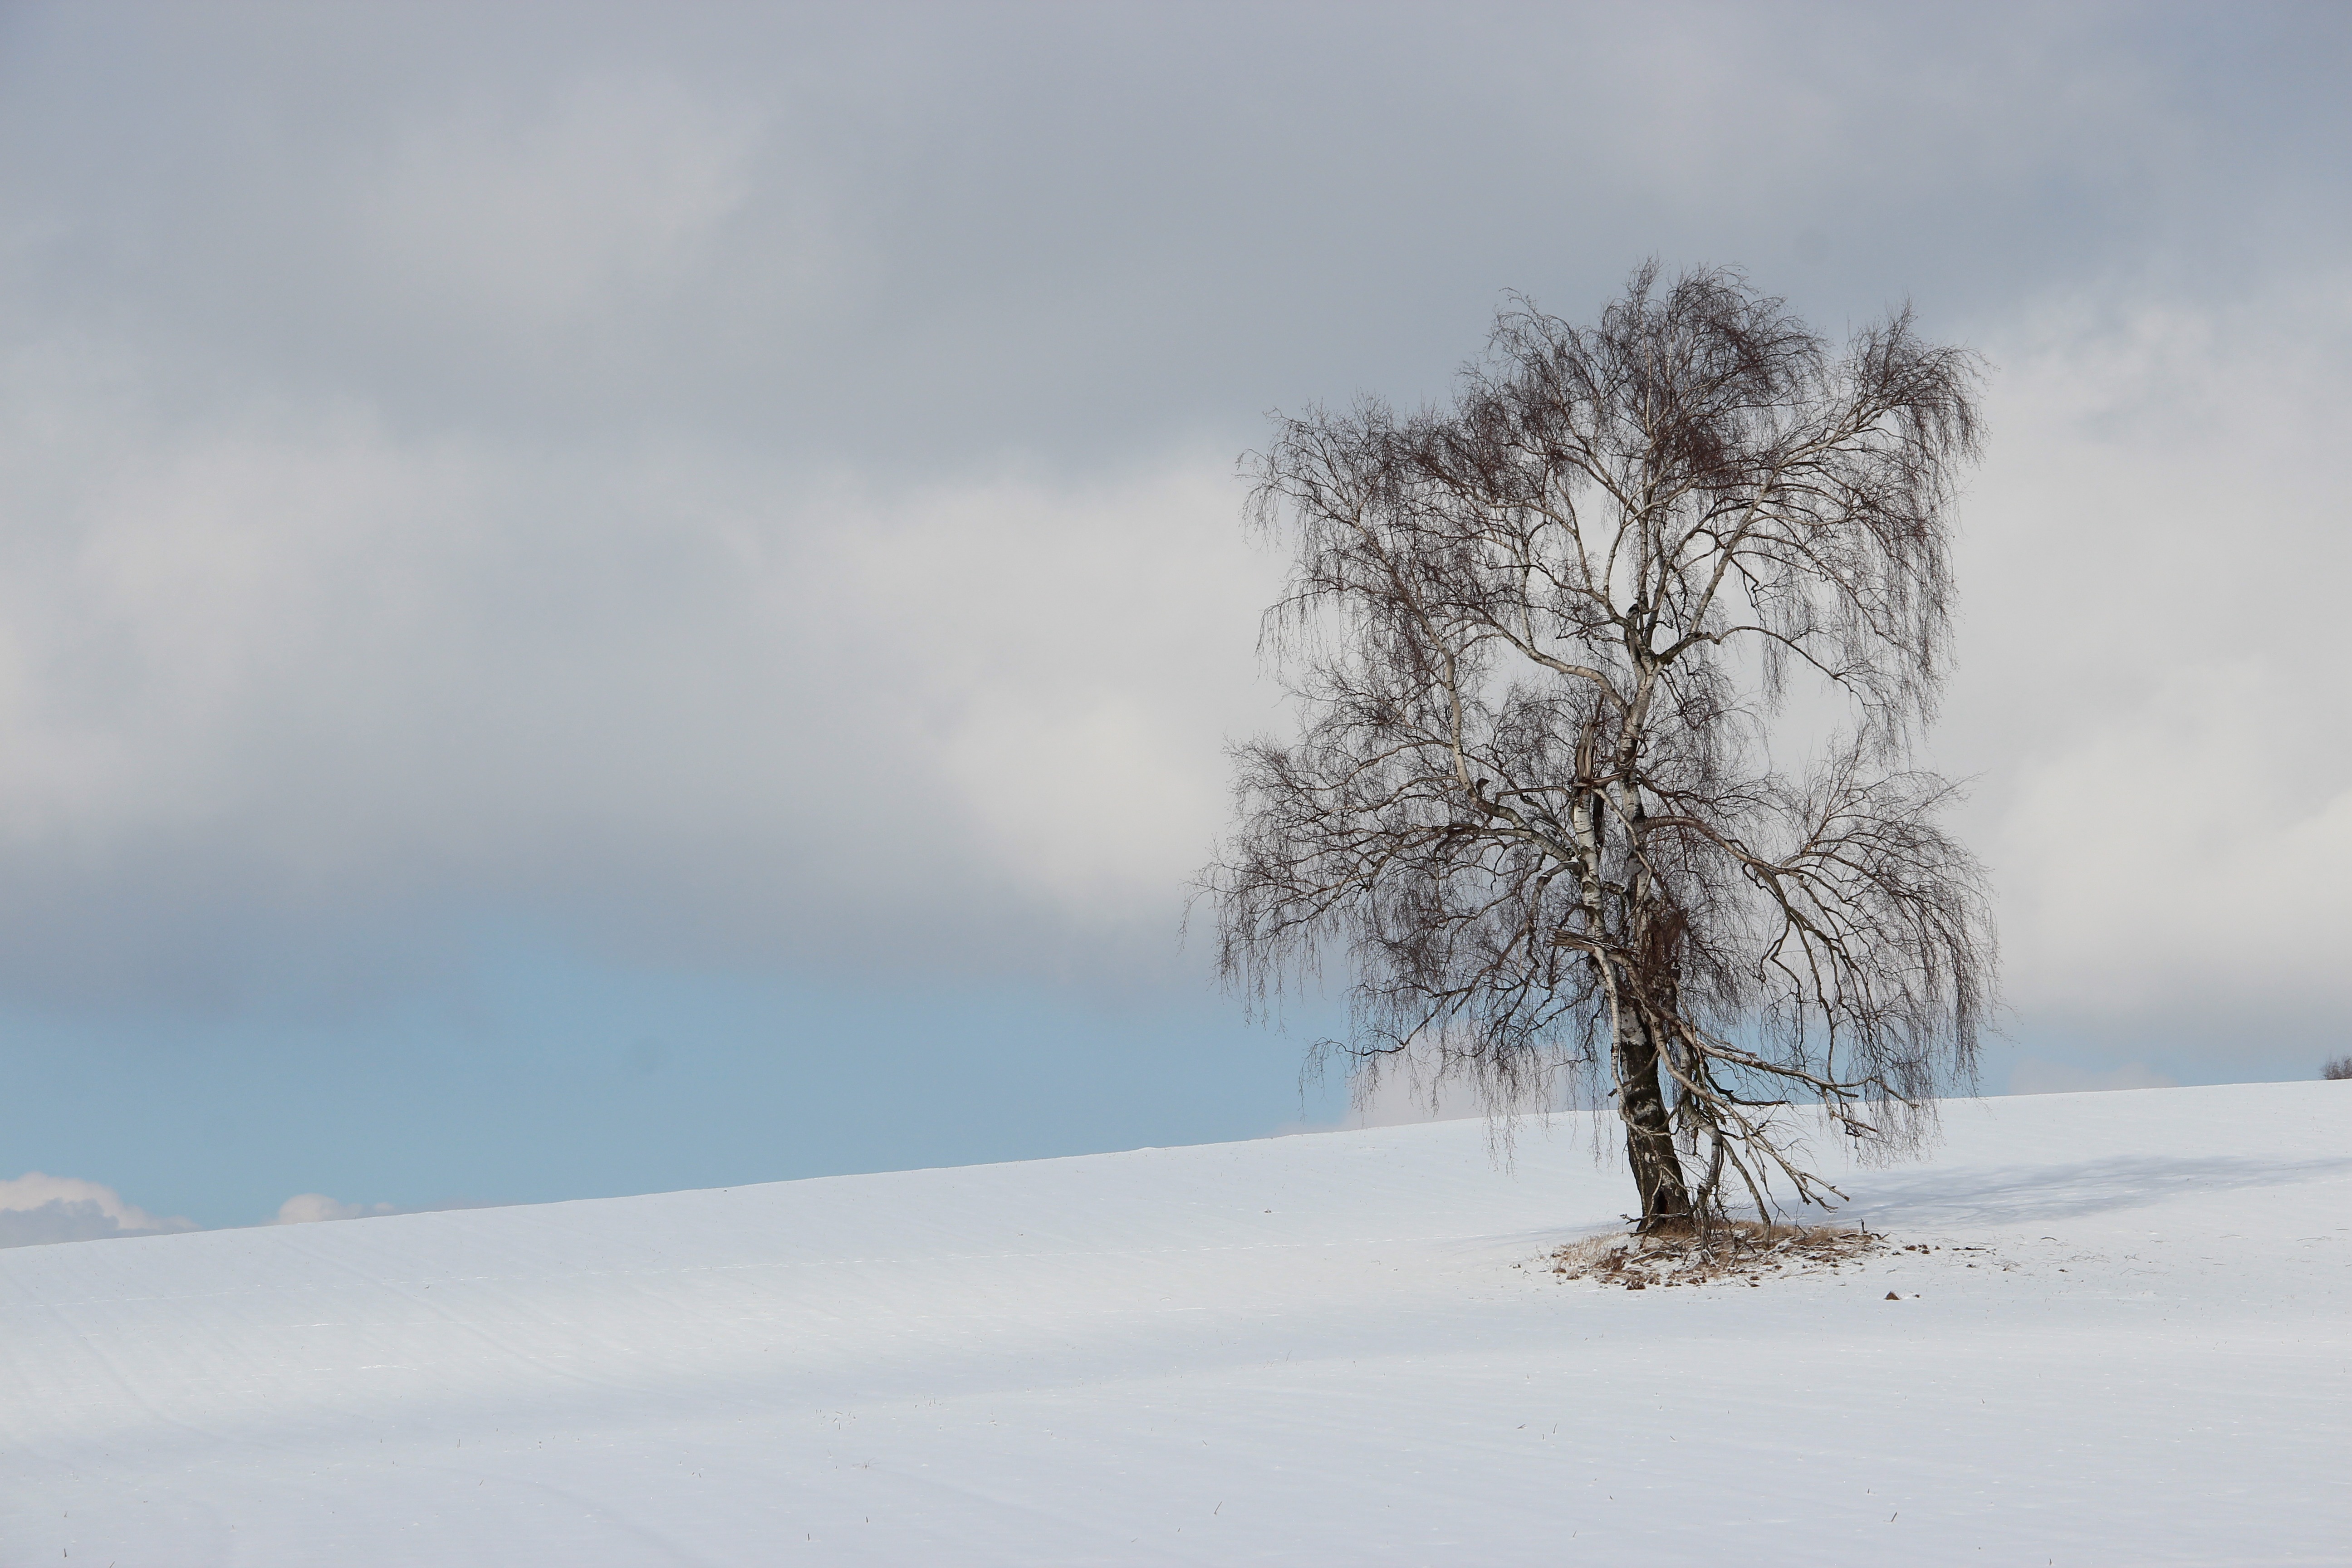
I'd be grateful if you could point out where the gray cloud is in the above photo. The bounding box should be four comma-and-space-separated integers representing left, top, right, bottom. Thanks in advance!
0, 1, 2345, 1080
9, 5, 2345, 463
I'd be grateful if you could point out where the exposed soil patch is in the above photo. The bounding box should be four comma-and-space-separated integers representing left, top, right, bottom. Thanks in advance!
1537, 1220, 1894, 1289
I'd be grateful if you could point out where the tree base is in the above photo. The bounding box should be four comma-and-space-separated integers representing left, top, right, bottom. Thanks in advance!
1539, 1220, 1884, 1290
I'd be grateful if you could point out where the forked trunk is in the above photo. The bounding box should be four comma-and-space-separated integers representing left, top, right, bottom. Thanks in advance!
1613, 1005, 1691, 1231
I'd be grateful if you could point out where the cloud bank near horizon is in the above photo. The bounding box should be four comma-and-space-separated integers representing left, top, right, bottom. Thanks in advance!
0, 1172, 197, 1248
0, 1172, 509, 1249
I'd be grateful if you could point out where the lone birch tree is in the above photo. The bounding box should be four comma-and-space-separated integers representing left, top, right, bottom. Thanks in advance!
1205, 264, 1996, 1232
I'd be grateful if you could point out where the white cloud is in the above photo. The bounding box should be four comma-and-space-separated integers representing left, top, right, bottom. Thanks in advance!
0, 1173, 197, 1249
1332, 1069, 1493, 1132
2006, 1059, 2181, 1097
0, 352, 1279, 1000
1266, 1045, 1527, 1138
810, 463, 1280, 922
272, 1193, 397, 1225
1941, 274, 2352, 1031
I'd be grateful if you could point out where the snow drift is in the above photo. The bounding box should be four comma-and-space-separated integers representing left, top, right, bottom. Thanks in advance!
2, 1083, 2346, 1565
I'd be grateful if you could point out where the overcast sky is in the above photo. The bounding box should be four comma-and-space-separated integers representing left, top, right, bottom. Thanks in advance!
3, 1, 2348, 1232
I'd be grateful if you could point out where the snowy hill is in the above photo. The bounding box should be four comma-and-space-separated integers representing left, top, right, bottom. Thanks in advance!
3, 1083, 2346, 1565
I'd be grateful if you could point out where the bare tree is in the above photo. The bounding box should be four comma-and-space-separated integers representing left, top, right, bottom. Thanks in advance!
1205, 264, 1996, 1233
2324, 1056, 2352, 1082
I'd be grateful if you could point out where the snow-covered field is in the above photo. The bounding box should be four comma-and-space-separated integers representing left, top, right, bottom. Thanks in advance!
3, 1083, 2345, 1566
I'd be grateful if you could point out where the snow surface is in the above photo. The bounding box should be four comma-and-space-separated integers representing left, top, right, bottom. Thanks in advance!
4, 1083, 2347, 1565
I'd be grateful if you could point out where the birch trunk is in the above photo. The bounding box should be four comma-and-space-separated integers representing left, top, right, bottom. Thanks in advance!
1611, 986, 1691, 1230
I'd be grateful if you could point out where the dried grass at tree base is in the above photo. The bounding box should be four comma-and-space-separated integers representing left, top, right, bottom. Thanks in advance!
1544, 1221, 1887, 1290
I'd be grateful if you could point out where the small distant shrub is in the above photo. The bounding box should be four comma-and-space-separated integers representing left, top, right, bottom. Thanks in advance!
2325, 1056, 2352, 1082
